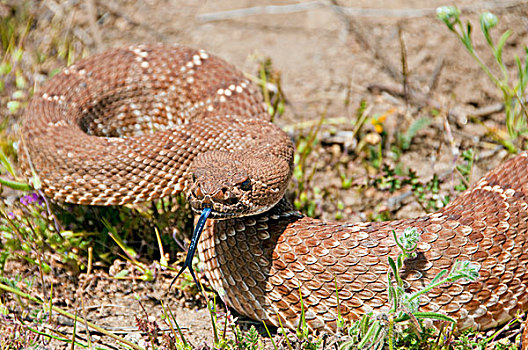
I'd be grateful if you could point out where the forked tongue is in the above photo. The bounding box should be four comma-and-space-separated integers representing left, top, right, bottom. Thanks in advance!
170, 207, 211, 291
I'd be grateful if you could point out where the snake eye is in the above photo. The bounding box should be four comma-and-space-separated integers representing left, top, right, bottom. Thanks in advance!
192, 173, 197, 182
239, 178, 251, 191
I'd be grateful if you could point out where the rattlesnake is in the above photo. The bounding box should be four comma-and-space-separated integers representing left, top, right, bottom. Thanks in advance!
20, 44, 528, 333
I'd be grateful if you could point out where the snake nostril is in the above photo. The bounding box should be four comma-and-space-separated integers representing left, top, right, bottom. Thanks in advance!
194, 186, 204, 198
212, 188, 226, 201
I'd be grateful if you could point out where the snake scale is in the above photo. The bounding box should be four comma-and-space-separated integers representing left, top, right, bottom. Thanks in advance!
20, 44, 528, 333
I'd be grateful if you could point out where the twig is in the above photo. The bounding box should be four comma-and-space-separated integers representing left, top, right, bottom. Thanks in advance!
398, 25, 409, 105
282, 116, 348, 133
38, 189, 64, 238
335, 1, 526, 17
367, 82, 473, 123
442, 113, 461, 200
426, 55, 445, 98
367, 83, 427, 107
86, 0, 102, 50
196, 1, 527, 22
96, 0, 168, 41
471, 103, 504, 118
197, 2, 324, 22
330, 0, 401, 81
453, 164, 471, 190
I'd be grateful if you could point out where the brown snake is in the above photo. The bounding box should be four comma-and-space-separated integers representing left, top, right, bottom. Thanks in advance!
20, 44, 528, 333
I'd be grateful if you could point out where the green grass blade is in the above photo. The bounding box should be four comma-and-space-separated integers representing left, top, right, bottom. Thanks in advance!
263, 321, 279, 350
0, 148, 16, 177
495, 30, 512, 65
0, 176, 32, 191
395, 311, 455, 324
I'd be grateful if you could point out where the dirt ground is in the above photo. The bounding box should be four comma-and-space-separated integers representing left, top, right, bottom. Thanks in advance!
2, 0, 528, 348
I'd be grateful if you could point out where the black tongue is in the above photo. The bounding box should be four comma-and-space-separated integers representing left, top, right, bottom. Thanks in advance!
170, 207, 212, 291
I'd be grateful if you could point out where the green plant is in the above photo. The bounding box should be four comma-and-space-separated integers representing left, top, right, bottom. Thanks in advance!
292, 114, 324, 217
0, 193, 87, 273
103, 219, 155, 281
238, 326, 262, 350
340, 227, 480, 350
295, 288, 323, 350
372, 165, 448, 214
394, 116, 431, 156
437, 6, 528, 152
0, 2, 32, 98
356, 110, 386, 171
255, 56, 286, 121
0, 146, 31, 192
410, 171, 447, 213
454, 149, 475, 192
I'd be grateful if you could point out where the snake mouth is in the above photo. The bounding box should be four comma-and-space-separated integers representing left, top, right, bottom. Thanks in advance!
188, 196, 247, 219
188, 195, 275, 220
195, 205, 239, 219
198, 209, 239, 219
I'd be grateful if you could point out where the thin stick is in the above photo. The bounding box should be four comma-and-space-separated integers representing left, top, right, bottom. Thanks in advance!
86, 0, 102, 50
197, 2, 324, 21
329, 0, 402, 82
96, 0, 167, 41
197, 1, 527, 22
398, 25, 409, 105
427, 56, 445, 98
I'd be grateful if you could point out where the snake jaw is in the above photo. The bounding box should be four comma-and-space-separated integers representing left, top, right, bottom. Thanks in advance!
187, 177, 278, 219
188, 194, 275, 219
187, 185, 256, 219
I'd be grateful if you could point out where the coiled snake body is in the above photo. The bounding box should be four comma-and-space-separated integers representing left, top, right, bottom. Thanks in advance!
20, 44, 528, 332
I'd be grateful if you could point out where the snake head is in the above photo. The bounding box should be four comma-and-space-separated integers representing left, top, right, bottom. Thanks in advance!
187, 150, 287, 219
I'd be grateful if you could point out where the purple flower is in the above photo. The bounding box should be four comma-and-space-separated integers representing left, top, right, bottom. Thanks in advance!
20, 195, 30, 205
19, 192, 44, 206
7, 212, 15, 219
32, 192, 44, 206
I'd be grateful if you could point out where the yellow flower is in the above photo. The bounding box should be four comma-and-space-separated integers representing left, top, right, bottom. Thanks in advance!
370, 108, 395, 134
371, 114, 387, 133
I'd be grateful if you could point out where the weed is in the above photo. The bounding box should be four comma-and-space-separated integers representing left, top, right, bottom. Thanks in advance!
0, 281, 144, 349
334, 200, 345, 220
255, 57, 286, 121
351, 100, 370, 140
437, 6, 528, 152
292, 114, 324, 217
371, 147, 475, 216
371, 165, 447, 214
0, 192, 87, 273
393, 116, 431, 158
295, 288, 323, 350
454, 149, 474, 192
340, 227, 480, 350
